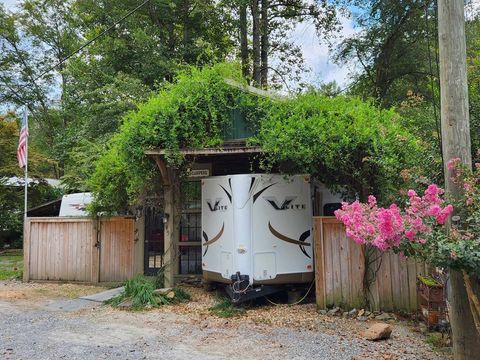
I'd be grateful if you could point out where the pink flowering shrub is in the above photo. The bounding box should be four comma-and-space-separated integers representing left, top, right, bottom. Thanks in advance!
335, 157, 480, 274
335, 184, 453, 251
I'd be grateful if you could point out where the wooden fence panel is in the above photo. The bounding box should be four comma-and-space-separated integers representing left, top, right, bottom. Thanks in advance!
24, 218, 96, 282
314, 217, 429, 312
99, 218, 135, 282
24, 217, 135, 283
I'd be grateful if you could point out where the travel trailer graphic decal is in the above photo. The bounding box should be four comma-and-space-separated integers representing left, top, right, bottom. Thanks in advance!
263, 196, 306, 210
252, 183, 277, 203
202, 223, 224, 256
219, 185, 232, 203
268, 222, 311, 258
206, 199, 227, 211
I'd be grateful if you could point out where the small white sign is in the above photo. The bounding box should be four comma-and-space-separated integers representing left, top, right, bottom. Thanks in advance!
187, 169, 210, 178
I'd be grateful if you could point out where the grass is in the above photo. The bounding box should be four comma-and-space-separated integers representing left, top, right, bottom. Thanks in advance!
425, 332, 449, 351
107, 275, 191, 310
209, 296, 244, 318
0, 249, 23, 280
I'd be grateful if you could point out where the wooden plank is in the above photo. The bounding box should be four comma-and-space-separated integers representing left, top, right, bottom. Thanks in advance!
390, 252, 401, 311
314, 218, 325, 308
129, 219, 134, 277
406, 258, 418, 311
339, 223, 350, 306
350, 241, 365, 308
67, 222, 74, 280
323, 221, 334, 306
398, 255, 409, 311
30, 222, 39, 279
381, 252, 394, 311
331, 223, 342, 305
40, 223, 47, 279
23, 218, 31, 282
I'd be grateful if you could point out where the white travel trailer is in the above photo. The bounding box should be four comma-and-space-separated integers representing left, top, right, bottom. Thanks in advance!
59, 192, 92, 217
202, 174, 318, 302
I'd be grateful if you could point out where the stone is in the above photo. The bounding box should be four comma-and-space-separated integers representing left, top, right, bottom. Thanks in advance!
375, 313, 395, 321
118, 299, 133, 309
166, 291, 176, 299
342, 312, 349, 318
363, 323, 393, 341
418, 323, 428, 334
348, 308, 358, 317
154, 288, 173, 296
364, 311, 371, 316
357, 316, 368, 321
318, 309, 327, 315
358, 309, 365, 317
327, 307, 341, 316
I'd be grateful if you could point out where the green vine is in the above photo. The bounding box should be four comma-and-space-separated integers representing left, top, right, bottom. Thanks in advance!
88, 63, 426, 214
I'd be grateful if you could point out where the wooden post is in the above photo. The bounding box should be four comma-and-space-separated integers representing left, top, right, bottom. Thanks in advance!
438, 0, 480, 357
92, 218, 101, 283
153, 156, 179, 287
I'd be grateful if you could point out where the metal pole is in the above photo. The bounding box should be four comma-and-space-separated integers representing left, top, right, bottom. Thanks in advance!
24, 105, 28, 220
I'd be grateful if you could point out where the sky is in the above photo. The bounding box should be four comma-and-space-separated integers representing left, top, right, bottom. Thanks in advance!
1, 0, 479, 89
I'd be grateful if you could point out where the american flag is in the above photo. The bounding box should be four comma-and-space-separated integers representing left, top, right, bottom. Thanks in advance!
17, 108, 28, 168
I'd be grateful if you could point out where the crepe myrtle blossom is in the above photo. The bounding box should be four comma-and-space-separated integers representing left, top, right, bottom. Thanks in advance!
335, 185, 453, 252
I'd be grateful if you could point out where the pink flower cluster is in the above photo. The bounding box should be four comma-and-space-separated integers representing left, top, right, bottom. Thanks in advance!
335, 184, 453, 251
447, 157, 480, 207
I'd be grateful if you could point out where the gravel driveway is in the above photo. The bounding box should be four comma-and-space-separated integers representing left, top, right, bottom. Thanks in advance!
0, 282, 449, 360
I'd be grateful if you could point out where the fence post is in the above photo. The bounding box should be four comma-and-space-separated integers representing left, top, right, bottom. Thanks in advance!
92, 218, 101, 283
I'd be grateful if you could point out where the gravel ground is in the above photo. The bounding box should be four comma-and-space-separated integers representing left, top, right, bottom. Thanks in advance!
0, 281, 450, 360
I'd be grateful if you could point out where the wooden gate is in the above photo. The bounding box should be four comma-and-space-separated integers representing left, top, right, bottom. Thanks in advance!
99, 218, 135, 282
24, 217, 136, 283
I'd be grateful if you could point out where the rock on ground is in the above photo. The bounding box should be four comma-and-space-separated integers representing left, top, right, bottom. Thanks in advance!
363, 323, 393, 341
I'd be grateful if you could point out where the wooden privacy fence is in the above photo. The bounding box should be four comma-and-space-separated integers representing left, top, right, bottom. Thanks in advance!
24, 217, 135, 283
314, 217, 430, 312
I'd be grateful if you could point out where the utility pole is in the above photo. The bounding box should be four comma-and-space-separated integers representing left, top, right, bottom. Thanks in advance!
438, 0, 480, 358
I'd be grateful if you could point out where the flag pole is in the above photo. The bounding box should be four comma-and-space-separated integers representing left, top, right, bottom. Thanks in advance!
24, 105, 28, 220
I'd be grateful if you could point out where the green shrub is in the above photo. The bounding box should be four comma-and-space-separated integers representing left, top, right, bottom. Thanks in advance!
106, 275, 191, 310
209, 296, 243, 318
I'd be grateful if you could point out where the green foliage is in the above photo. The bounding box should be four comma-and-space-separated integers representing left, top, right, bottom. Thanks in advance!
0, 114, 61, 246
425, 332, 449, 351
88, 63, 263, 213
254, 93, 423, 202
333, 0, 435, 106
89, 63, 427, 212
417, 275, 440, 287
208, 296, 243, 318
107, 275, 191, 310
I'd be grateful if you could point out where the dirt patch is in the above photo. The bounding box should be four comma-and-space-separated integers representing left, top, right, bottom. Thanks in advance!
0, 280, 107, 303
0, 281, 450, 359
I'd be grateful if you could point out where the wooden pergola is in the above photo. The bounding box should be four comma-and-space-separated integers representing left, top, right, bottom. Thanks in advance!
145, 145, 262, 286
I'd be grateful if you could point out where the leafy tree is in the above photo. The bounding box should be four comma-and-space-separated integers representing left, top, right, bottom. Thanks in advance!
231, 0, 339, 88
334, 0, 434, 106
0, 113, 60, 246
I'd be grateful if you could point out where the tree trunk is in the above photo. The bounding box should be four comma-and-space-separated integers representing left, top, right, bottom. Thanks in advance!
239, 1, 249, 79
438, 0, 480, 358
260, 0, 268, 88
251, 0, 261, 86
